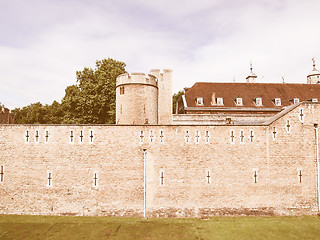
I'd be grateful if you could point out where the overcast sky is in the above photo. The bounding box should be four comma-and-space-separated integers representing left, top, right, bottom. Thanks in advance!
1, 0, 320, 109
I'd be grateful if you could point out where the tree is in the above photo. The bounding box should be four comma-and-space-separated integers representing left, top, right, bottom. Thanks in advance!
61, 58, 126, 124
172, 90, 184, 114
13, 58, 126, 124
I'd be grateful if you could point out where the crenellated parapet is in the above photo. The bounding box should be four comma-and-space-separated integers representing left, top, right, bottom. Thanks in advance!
116, 73, 158, 88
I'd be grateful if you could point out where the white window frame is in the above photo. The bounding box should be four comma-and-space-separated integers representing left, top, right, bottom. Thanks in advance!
255, 98, 262, 106
274, 98, 281, 106
293, 98, 300, 104
312, 98, 318, 102
235, 98, 243, 106
216, 98, 224, 106
196, 97, 204, 105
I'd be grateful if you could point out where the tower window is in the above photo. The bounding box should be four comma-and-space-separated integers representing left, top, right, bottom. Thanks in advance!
120, 86, 124, 95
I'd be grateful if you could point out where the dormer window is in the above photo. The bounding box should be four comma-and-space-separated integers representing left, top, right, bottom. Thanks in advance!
312, 98, 318, 102
196, 97, 204, 105
216, 98, 224, 106
293, 98, 299, 104
274, 98, 281, 106
235, 98, 243, 106
255, 98, 262, 106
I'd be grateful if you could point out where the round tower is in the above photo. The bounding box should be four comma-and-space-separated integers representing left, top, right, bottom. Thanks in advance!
307, 57, 320, 84
116, 72, 158, 124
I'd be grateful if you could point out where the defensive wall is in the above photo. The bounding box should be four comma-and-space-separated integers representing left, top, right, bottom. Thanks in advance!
0, 102, 319, 217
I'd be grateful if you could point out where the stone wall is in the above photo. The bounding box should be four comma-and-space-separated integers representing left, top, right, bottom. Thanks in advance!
0, 102, 319, 217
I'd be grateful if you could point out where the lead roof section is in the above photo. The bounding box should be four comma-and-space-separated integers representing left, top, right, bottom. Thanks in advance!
185, 82, 320, 108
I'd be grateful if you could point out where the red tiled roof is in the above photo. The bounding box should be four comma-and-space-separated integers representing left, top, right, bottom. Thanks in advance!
184, 82, 320, 109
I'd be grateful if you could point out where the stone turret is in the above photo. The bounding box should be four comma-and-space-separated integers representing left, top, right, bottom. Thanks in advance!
307, 58, 320, 84
116, 69, 173, 125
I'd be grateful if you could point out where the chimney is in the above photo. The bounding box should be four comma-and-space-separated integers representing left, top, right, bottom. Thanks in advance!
211, 92, 216, 105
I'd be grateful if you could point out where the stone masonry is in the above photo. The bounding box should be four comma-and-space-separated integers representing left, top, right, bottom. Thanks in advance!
1, 101, 320, 217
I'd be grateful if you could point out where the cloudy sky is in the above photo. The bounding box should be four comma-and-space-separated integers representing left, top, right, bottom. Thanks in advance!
1, 0, 320, 109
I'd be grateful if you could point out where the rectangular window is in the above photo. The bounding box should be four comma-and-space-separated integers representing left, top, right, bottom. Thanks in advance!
274, 98, 281, 106
294, 98, 300, 104
196, 97, 203, 105
255, 98, 262, 106
235, 98, 243, 106
217, 98, 223, 106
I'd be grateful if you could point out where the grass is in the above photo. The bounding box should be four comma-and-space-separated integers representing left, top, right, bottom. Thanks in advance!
1, 215, 320, 240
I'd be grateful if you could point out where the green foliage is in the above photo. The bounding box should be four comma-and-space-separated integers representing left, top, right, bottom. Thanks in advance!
172, 90, 184, 114
13, 58, 126, 124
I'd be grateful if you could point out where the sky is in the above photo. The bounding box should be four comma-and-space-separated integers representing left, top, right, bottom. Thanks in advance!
1, 0, 320, 109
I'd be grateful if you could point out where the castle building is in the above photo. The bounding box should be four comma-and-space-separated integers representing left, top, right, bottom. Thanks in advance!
1, 60, 320, 218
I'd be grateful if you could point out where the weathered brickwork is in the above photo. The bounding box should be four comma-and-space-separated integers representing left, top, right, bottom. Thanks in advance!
1, 102, 319, 217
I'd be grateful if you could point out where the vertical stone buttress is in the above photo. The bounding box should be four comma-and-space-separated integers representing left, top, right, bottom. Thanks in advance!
150, 69, 173, 124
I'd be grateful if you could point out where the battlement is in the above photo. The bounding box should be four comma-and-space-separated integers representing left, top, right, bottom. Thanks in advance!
116, 72, 158, 88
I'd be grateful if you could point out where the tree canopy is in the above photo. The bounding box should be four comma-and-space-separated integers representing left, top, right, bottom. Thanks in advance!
13, 58, 126, 124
